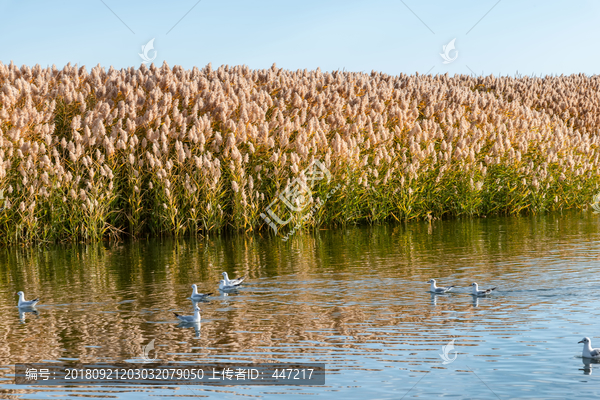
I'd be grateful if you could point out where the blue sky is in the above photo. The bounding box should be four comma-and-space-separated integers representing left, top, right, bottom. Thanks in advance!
0, 0, 598, 76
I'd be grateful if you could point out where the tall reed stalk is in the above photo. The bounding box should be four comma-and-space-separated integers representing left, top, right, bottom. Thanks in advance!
0, 62, 599, 245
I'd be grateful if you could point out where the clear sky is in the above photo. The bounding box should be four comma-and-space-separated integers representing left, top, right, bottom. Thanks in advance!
0, 0, 598, 76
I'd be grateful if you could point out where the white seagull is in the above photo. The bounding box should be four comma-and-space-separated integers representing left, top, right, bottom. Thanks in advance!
174, 305, 201, 323
16, 291, 40, 308
219, 272, 246, 290
190, 284, 212, 301
471, 282, 496, 296
428, 279, 455, 294
579, 337, 600, 359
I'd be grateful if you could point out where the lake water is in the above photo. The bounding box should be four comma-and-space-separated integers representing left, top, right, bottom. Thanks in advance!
2, 211, 600, 399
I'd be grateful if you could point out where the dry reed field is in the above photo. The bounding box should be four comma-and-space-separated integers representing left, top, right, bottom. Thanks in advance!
0, 61, 599, 244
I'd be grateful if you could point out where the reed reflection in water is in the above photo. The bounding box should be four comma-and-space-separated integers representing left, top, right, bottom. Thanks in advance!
2, 211, 600, 398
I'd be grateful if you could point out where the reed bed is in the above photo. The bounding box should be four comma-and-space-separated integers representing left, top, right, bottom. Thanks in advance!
0, 62, 599, 244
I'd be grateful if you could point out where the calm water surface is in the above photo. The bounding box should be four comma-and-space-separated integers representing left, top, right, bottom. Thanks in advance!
2, 212, 600, 399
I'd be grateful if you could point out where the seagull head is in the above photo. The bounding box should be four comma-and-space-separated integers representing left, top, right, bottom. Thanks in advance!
579, 337, 591, 344
194, 305, 202, 311
427, 279, 435, 284
222, 272, 228, 278
471, 282, 478, 287
16, 291, 24, 297
191, 284, 197, 289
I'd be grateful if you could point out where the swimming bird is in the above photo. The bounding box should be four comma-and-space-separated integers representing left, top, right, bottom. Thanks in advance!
219, 272, 246, 290
173, 305, 201, 323
579, 337, 600, 359
428, 279, 455, 294
190, 284, 212, 301
471, 282, 496, 296
16, 291, 40, 308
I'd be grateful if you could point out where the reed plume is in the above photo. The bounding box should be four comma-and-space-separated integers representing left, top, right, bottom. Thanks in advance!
0, 62, 599, 244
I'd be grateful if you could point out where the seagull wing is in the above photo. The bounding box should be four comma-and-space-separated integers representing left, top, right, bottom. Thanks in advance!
591, 349, 600, 357
20, 298, 39, 307
174, 313, 194, 322
192, 292, 212, 298
229, 276, 246, 286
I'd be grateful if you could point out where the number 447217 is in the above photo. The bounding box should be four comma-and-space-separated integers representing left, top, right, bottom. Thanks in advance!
272, 368, 314, 380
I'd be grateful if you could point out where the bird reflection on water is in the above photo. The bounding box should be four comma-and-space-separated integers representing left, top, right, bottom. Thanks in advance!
176, 321, 201, 339
18, 308, 39, 324
580, 357, 600, 375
